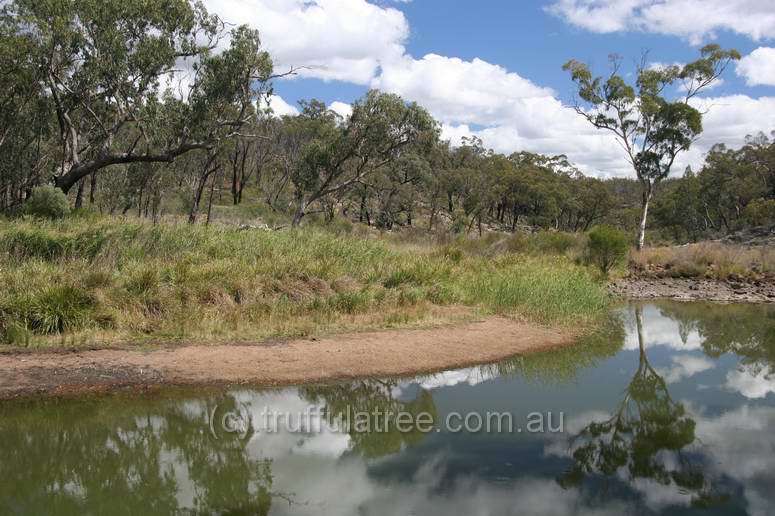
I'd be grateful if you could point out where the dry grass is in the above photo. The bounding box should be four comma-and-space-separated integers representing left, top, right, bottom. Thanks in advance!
630, 243, 775, 281
0, 216, 610, 348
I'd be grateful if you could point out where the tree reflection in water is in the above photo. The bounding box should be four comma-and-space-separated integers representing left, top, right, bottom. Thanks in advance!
558, 305, 729, 509
0, 393, 277, 515
300, 379, 437, 459
658, 301, 775, 384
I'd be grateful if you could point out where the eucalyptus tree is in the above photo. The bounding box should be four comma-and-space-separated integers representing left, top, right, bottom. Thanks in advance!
290, 91, 436, 226
5, 0, 276, 196
563, 45, 740, 249
0, 6, 53, 209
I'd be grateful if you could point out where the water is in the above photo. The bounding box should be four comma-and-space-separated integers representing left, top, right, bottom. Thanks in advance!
2, 301, 775, 516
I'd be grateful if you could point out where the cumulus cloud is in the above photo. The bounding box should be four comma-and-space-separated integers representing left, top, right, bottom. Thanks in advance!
737, 47, 775, 86
673, 94, 775, 172
657, 354, 715, 383
373, 53, 628, 176
372, 54, 553, 127
622, 304, 704, 351
328, 101, 353, 120
725, 366, 775, 399
547, 0, 775, 44
373, 53, 775, 177
201, 0, 775, 178
691, 404, 775, 516
260, 94, 300, 117
203, 0, 408, 84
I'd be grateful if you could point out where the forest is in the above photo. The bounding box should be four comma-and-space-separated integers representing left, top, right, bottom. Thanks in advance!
0, 0, 773, 247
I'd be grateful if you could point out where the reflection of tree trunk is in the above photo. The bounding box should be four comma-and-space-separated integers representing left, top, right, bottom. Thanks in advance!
635, 304, 646, 357
634, 304, 672, 399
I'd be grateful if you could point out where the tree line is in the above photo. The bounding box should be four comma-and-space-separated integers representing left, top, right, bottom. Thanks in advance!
0, 0, 772, 244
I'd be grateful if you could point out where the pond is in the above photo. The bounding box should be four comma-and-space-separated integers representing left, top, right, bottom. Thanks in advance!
2, 301, 775, 515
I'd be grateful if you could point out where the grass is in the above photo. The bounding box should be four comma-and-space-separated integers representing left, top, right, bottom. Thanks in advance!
630, 243, 775, 281
0, 215, 610, 348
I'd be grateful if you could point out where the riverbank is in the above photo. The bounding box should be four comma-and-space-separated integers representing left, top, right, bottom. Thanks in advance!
0, 316, 575, 399
609, 277, 775, 303
0, 216, 609, 348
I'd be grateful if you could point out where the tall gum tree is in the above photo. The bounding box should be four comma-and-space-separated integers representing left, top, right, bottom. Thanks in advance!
5, 0, 278, 195
563, 45, 740, 249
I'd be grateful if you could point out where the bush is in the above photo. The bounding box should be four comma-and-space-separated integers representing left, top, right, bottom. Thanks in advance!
586, 225, 630, 274
744, 199, 775, 226
23, 186, 71, 219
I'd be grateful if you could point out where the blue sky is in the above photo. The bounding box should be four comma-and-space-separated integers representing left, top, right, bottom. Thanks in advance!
205, 0, 775, 177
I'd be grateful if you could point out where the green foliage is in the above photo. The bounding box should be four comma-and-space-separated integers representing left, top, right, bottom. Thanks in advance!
290, 91, 437, 226
744, 198, 775, 226
586, 225, 630, 274
563, 46, 740, 247
22, 186, 71, 219
2, 0, 274, 196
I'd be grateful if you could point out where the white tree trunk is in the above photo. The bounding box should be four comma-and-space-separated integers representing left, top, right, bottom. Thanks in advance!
637, 187, 652, 251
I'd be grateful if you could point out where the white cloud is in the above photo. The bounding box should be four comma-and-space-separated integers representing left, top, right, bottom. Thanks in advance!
657, 354, 715, 383
373, 53, 629, 176
547, 0, 775, 44
202, 0, 775, 178
372, 54, 553, 127
329, 101, 353, 120
622, 304, 704, 351
260, 94, 300, 117
692, 404, 775, 516
737, 47, 775, 86
373, 52, 775, 178
203, 0, 408, 84
411, 367, 496, 390
673, 94, 775, 172
725, 365, 775, 399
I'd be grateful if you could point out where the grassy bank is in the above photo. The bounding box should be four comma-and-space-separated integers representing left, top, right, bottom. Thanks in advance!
0, 215, 610, 347
630, 243, 775, 281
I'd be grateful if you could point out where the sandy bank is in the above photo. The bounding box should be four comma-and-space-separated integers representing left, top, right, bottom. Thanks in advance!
0, 317, 575, 399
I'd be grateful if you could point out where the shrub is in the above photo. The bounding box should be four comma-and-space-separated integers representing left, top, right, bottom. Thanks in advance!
744, 198, 775, 226
586, 225, 630, 274
530, 231, 581, 255
22, 186, 71, 219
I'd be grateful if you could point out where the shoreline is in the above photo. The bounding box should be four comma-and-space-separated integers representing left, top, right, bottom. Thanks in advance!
0, 316, 575, 399
609, 277, 775, 303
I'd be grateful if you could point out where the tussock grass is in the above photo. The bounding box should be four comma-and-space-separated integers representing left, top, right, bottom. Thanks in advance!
385, 229, 587, 259
0, 217, 609, 347
631, 243, 775, 281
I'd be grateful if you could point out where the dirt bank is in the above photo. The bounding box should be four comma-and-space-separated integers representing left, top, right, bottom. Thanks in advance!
0, 317, 575, 399
609, 277, 775, 303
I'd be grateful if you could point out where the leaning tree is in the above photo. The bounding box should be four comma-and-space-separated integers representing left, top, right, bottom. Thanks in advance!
290, 91, 437, 226
563, 45, 740, 249
3, 0, 280, 198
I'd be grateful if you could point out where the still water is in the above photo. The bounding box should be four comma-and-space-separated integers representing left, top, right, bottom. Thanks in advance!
2, 301, 775, 516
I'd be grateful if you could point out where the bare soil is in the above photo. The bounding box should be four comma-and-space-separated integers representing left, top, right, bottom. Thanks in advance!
609, 277, 775, 303
0, 317, 574, 399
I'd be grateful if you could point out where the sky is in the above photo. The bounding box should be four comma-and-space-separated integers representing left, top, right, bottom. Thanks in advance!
202, 0, 775, 178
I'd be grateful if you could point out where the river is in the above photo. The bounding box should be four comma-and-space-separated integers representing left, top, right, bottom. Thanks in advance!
2, 301, 774, 515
